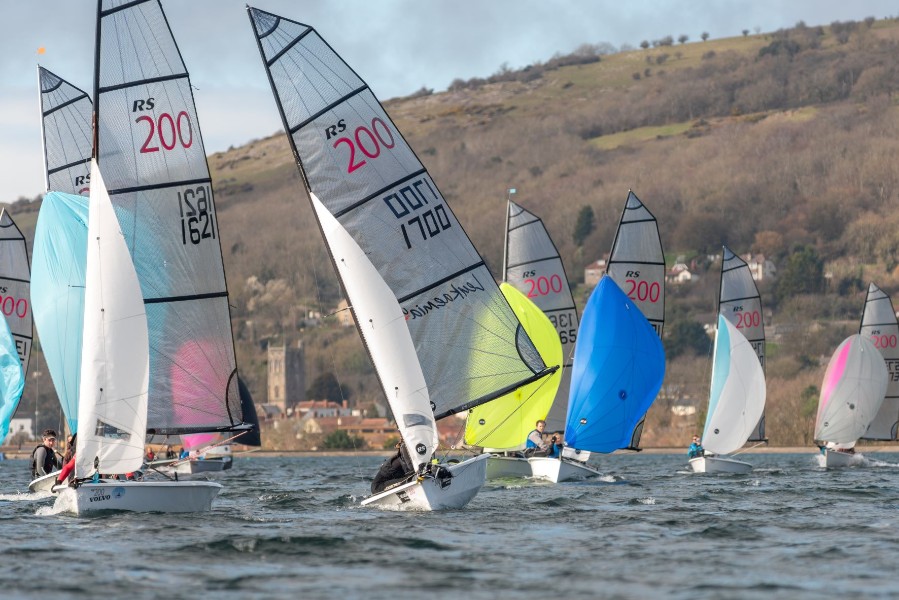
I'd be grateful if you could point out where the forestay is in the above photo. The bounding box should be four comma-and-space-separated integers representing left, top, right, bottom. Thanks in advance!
75, 162, 149, 477
31, 192, 89, 434
816, 334, 888, 445
718, 246, 766, 442
565, 277, 664, 453
605, 191, 665, 449
94, 0, 242, 434
0, 211, 33, 378
504, 200, 577, 433
701, 316, 766, 455
859, 283, 899, 440
247, 8, 550, 419
38, 67, 92, 196
465, 283, 563, 450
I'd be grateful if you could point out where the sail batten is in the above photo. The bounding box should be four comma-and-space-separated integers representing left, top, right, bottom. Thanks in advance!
95, 0, 243, 433
248, 7, 549, 422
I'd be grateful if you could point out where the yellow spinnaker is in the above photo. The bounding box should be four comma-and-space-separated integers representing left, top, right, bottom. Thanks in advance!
465, 282, 563, 449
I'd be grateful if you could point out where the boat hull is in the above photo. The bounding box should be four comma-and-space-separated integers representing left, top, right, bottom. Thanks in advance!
486, 455, 531, 479
820, 449, 865, 468
52, 480, 222, 514
361, 454, 488, 511
528, 456, 603, 482
688, 455, 752, 474
29, 470, 61, 493
174, 457, 230, 475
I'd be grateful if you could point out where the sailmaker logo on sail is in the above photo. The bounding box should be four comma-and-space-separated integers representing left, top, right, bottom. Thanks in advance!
403, 276, 486, 321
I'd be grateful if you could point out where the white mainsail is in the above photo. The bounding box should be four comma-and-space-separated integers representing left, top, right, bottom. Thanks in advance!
75, 161, 149, 477
701, 315, 766, 456
859, 283, 899, 440
0, 210, 33, 376
718, 246, 766, 441
37, 66, 92, 196
815, 334, 888, 445
312, 194, 437, 472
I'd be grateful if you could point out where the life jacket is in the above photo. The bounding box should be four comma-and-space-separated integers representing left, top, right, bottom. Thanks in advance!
31, 444, 58, 479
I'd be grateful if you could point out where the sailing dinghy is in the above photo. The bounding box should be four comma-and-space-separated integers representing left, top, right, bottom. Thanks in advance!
689, 315, 766, 474
247, 7, 555, 509
530, 276, 665, 482
815, 333, 889, 468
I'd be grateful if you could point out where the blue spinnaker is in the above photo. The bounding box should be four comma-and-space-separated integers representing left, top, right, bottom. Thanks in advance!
0, 313, 25, 441
31, 191, 89, 434
564, 276, 665, 452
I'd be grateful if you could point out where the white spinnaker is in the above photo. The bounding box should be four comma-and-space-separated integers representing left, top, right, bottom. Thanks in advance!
702, 316, 766, 456
815, 335, 888, 444
859, 283, 899, 440
311, 193, 437, 472
75, 161, 149, 477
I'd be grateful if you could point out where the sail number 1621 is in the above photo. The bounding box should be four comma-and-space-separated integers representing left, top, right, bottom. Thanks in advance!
178, 185, 216, 245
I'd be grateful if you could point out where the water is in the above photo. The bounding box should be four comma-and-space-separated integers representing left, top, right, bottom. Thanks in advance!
2, 452, 899, 599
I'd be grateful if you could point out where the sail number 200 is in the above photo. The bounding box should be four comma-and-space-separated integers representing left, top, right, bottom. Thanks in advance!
136, 111, 193, 153
331, 118, 395, 173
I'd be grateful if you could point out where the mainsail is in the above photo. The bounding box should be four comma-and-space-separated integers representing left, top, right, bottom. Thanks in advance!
605, 191, 665, 449
94, 0, 242, 434
815, 334, 888, 445
75, 161, 149, 477
504, 200, 577, 433
0, 314, 25, 442
464, 283, 563, 450
859, 282, 899, 440
0, 210, 33, 377
247, 8, 552, 422
31, 192, 89, 433
701, 315, 766, 455
38, 66, 92, 196
718, 246, 766, 441
565, 277, 665, 453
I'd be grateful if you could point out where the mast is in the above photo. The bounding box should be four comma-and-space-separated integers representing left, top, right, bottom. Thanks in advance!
501, 188, 515, 279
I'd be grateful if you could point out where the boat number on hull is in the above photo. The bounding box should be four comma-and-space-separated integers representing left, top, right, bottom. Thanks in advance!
89, 489, 111, 503
396, 491, 411, 503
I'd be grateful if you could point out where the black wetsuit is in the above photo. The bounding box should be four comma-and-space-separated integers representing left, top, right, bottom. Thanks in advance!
371, 445, 414, 494
31, 444, 61, 479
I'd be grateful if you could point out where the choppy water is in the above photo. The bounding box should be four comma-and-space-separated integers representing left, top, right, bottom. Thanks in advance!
2, 452, 899, 599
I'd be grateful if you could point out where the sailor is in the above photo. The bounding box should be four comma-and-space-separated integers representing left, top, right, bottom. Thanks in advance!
31, 429, 62, 479
525, 420, 551, 455
55, 434, 77, 486
371, 441, 414, 494
687, 435, 704, 459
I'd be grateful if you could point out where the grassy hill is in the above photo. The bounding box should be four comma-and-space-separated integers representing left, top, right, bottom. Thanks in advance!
15, 17, 899, 446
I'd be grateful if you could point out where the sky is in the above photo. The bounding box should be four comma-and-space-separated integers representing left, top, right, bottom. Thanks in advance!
2, 0, 897, 200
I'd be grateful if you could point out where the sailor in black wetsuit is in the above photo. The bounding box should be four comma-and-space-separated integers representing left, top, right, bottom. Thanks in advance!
371, 441, 414, 494
31, 429, 62, 479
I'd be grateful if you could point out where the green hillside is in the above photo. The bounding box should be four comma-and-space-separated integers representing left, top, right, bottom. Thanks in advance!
14, 17, 899, 446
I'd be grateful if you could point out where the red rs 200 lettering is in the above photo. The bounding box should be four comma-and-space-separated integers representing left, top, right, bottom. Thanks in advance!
524, 275, 564, 298
871, 334, 898, 349
333, 117, 395, 173
0, 295, 27, 319
136, 111, 193, 153
624, 279, 661, 303
735, 310, 761, 329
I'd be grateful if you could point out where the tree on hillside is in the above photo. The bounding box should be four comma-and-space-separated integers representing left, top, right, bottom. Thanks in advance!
678, 34, 689, 44
775, 244, 824, 303
742, 29, 750, 37
572, 206, 595, 246
640, 40, 650, 50
701, 32, 709, 41
664, 319, 711, 358
306, 372, 353, 404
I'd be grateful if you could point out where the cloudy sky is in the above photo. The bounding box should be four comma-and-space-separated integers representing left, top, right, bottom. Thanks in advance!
2, 0, 896, 199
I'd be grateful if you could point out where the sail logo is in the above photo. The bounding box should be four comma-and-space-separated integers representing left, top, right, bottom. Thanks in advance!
402, 275, 486, 321
112, 487, 126, 499
132, 98, 156, 112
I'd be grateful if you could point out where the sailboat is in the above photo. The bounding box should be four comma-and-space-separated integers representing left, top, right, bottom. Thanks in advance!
815, 334, 888, 468
0, 314, 25, 455
247, 7, 556, 510
689, 315, 766, 474
465, 197, 569, 479
605, 191, 665, 450
858, 283, 899, 446
38, 67, 92, 196
530, 276, 665, 482
29, 192, 88, 492
54, 162, 221, 513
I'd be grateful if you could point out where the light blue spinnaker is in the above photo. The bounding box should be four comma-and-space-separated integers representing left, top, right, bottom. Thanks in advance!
0, 313, 25, 441
564, 276, 665, 452
31, 191, 89, 433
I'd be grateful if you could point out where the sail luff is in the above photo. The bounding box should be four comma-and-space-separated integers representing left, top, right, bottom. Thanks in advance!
858, 282, 899, 440
247, 7, 550, 420
717, 246, 766, 441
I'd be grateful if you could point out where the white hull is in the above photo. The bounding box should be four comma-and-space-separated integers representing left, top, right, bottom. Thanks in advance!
485, 455, 532, 479
688, 455, 753, 474
174, 457, 230, 475
29, 470, 61, 493
528, 456, 603, 483
361, 454, 488, 511
52, 480, 222, 514
820, 449, 866, 468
